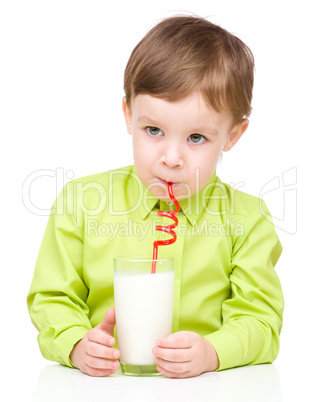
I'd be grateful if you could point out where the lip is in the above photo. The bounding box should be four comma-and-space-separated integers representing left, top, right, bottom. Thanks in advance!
155, 177, 180, 187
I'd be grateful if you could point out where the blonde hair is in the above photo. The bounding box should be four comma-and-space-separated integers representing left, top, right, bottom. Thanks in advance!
124, 16, 254, 122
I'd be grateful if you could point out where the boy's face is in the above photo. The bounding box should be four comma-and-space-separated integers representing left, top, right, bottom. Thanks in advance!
123, 92, 248, 201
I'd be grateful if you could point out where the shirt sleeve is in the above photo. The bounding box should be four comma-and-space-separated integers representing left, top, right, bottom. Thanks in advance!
27, 188, 92, 367
204, 200, 284, 371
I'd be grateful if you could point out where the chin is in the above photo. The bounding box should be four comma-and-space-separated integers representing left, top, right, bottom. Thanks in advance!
145, 177, 194, 200
156, 187, 191, 201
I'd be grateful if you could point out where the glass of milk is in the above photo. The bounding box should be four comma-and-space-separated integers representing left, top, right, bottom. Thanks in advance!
113, 256, 174, 376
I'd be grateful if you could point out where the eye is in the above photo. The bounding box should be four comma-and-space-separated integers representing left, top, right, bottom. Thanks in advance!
146, 126, 164, 136
188, 133, 206, 144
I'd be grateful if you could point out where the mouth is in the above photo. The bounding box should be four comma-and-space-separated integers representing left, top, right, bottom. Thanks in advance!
155, 177, 180, 187
150, 177, 189, 200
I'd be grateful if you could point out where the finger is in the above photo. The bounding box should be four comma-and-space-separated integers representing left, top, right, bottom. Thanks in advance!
156, 331, 192, 349
98, 307, 116, 335
85, 354, 120, 371
156, 357, 190, 374
153, 346, 191, 363
83, 363, 116, 377
86, 342, 120, 360
156, 364, 190, 379
87, 328, 115, 346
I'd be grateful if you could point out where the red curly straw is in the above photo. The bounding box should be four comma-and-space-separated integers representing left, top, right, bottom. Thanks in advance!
151, 182, 180, 274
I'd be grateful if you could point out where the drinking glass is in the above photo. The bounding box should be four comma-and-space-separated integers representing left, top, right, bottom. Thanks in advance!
113, 256, 174, 376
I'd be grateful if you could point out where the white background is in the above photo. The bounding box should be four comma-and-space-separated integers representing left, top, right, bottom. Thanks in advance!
1, 0, 317, 400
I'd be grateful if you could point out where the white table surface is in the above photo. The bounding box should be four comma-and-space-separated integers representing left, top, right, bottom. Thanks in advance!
4, 338, 314, 402
27, 364, 281, 402
4, 319, 318, 402
5, 354, 315, 402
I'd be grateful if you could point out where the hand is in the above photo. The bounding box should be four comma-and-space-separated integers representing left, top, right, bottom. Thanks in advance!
152, 331, 219, 378
70, 307, 120, 377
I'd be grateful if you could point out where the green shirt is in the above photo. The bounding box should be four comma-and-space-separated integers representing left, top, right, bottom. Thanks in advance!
27, 165, 284, 371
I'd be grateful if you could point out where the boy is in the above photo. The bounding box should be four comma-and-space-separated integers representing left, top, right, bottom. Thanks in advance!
27, 16, 284, 378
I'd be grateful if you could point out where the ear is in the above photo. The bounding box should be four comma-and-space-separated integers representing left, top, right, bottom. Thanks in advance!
223, 119, 249, 152
122, 97, 132, 135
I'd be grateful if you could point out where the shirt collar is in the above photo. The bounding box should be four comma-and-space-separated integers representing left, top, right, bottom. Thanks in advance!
130, 166, 217, 226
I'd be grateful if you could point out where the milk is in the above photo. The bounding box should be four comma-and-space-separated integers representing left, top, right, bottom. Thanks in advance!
114, 270, 175, 365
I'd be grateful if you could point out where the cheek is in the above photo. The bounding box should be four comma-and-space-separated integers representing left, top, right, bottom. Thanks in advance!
132, 135, 143, 161
195, 149, 220, 168
132, 138, 153, 170
193, 149, 221, 185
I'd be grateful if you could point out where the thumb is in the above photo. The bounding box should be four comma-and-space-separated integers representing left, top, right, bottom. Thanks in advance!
98, 307, 116, 336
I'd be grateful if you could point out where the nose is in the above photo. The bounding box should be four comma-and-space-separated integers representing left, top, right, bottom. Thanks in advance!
160, 142, 184, 168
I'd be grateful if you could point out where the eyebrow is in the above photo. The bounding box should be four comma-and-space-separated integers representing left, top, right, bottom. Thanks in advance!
138, 116, 162, 126
137, 115, 218, 136
193, 127, 219, 136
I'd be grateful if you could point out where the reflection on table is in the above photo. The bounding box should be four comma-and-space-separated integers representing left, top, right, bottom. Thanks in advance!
31, 363, 282, 402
